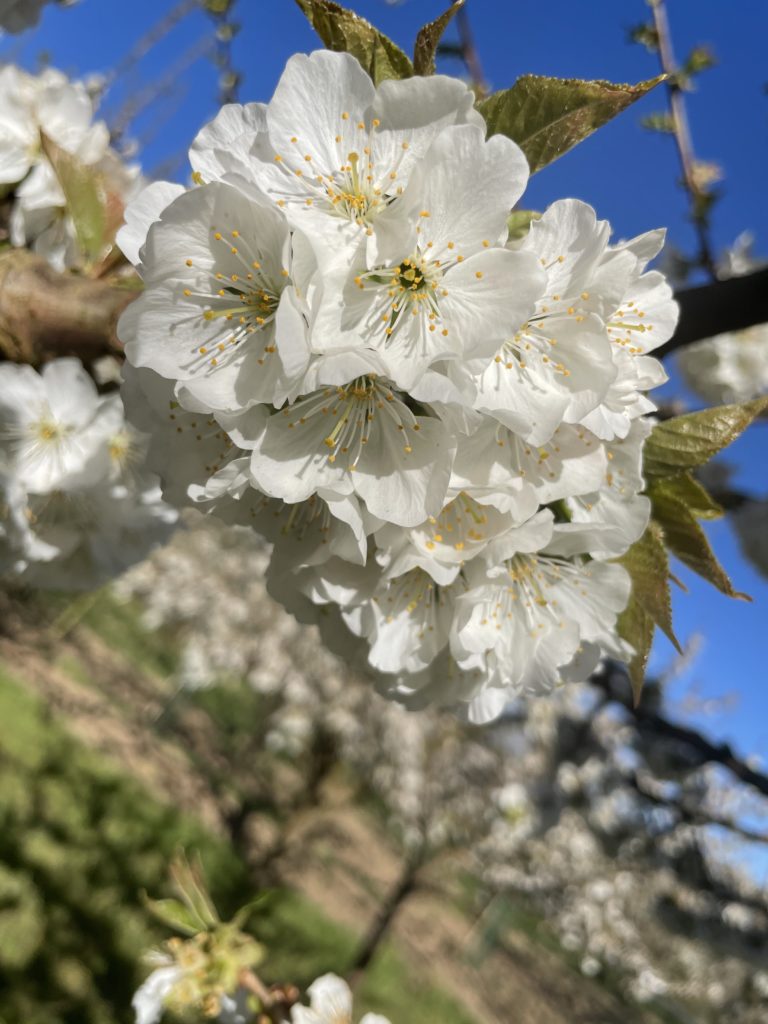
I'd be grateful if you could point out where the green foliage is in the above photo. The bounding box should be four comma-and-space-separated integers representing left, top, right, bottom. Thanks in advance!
618, 524, 680, 701
643, 398, 768, 478
649, 483, 747, 601
294, 0, 414, 84
476, 74, 665, 174
0, 666, 244, 1024
413, 1, 463, 76
619, 399, 768, 697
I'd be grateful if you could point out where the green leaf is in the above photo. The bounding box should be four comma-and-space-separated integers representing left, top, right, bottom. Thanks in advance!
644, 398, 768, 479
477, 74, 665, 174
40, 133, 107, 265
413, 1, 463, 76
294, 0, 413, 84
142, 896, 208, 936
619, 523, 681, 652
169, 851, 220, 930
648, 473, 723, 521
652, 490, 750, 600
617, 595, 654, 705
507, 209, 541, 241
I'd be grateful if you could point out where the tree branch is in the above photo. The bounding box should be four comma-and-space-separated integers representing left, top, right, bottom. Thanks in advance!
627, 770, 768, 846
1, 247, 766, 369
0, 251, 133, 366
658, 266, 768, 357
649, 0, 718, 280
593, 668, 768, 802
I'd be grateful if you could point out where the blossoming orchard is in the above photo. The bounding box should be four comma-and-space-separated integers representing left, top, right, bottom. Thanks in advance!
1, 2, 767, 1023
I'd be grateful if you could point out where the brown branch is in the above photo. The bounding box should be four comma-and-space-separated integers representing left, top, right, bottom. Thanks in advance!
649, 0, 718, 280
0, 251, 133, 366
658, 266, 768, 357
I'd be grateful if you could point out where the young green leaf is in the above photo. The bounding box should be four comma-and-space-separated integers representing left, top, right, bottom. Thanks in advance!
652, 490, 750, 600
647, 473, 723, 520
142, 895, 208, 936
619, 523, 681, 652
644, 397, 768, 478
617, 595, 655, 705
294, 0, 413, 84
169, 851, 220, 930
476, 74, 665, 174
413, 1, 463, 76
40, 133, 107, 266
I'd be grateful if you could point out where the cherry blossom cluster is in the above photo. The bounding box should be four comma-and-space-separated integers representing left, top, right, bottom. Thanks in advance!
120, 50, 678, 722
0, 63, 140, 269
0, 358, 176, 589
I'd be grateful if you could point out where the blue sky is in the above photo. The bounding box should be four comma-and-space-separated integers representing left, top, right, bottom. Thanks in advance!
5, 0, 768, 766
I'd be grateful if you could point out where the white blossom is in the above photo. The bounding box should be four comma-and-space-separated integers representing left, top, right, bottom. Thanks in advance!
292, 973, 391, 1024
115, 50, 676, 718
0, 359, 176, 589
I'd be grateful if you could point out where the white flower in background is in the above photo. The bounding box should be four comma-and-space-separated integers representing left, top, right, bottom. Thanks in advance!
677, 232, 768, 404
0, 358, 176, 590
292, 973, 391, 1024
677, 323, 768, 404
0, 358, 110, 492
0, 63, 140, 270
132, 964, 183, 1024
0, 65, 106, 185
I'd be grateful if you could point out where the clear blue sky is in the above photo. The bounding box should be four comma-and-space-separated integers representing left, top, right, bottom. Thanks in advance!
5, 0, 768, 768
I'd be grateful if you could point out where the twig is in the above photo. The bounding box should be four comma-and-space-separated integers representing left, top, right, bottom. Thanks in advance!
206, 0, 242, 106
104, 0, 200, 91
649, 0, 718, 280
110, 33, 216, 144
